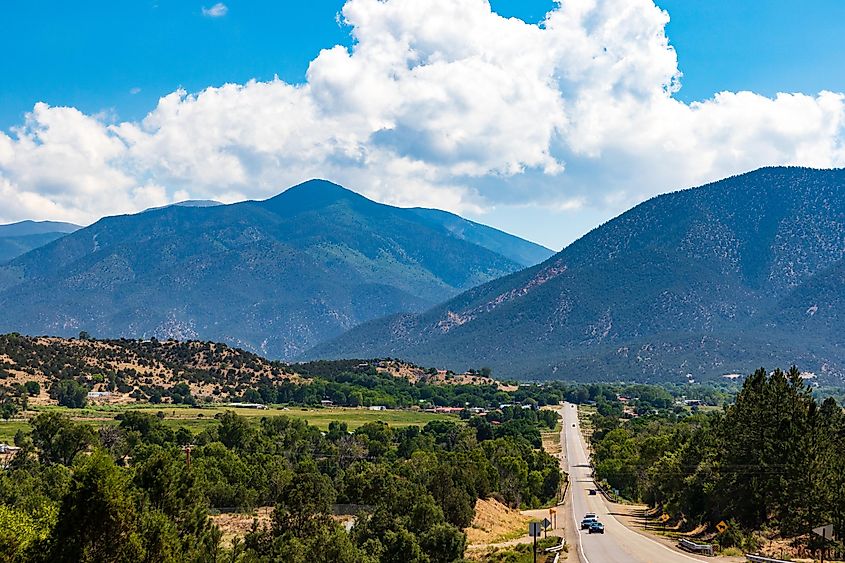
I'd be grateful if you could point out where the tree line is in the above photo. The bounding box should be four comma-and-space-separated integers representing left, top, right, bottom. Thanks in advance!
590, 367, 845, 552
0, 404, 561, 562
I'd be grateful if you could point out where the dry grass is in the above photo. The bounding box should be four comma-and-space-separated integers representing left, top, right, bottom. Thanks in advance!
465, 498, 532, 546
210, 507, 273, 548
541, 430, 561, 456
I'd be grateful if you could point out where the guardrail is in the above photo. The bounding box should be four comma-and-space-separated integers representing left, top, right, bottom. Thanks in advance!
678, 538, 715, 556
544, 542, 566, 553
744, 555, 792, 563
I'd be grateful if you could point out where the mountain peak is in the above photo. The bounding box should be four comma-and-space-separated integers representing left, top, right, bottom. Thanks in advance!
259, 179, 370, 215
287, 178, 353, 195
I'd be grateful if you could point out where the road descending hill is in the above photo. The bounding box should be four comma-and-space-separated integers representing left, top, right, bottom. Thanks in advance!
0, 180, 551, 358
312, 167, 845, 384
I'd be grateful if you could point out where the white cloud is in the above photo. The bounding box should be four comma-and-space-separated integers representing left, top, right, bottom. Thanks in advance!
1, 0, 844, 243
129, 87, 142, 95
202, 2, 228, 17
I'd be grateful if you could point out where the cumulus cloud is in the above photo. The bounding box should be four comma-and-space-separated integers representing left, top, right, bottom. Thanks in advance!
1, 0, 844, 243
202, 3, 228, 17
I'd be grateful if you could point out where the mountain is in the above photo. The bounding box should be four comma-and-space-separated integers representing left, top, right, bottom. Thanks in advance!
408, 208, 554, 267
311, 167, 845, 384
0, 220, 81, 263
0, 179, 546, 359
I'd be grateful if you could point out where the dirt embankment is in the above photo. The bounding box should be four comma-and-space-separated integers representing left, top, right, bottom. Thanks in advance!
465, 497, 532, 546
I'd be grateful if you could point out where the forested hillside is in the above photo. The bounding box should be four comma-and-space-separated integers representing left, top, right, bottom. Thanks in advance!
0, 334, 564, 416
589, 367, 845, 557
313, 167, 845, 384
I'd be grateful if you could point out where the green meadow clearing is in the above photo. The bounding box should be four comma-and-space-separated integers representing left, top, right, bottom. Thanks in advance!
0, 404, 455, 443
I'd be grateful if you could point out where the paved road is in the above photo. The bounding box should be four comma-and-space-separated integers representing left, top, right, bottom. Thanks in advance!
561, 402, 726, 563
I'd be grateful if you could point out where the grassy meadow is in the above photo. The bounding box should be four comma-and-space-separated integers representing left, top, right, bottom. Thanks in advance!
0, 404, 455, 443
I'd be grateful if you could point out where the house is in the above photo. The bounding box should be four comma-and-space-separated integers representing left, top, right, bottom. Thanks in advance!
320, 399, 334, 407
368, 405, 386, 411
227, 402, 268, 409
425, 406, 464, 414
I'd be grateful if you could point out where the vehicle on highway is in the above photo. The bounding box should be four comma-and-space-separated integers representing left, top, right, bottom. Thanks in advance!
588, 522, 605, 534
584, 513, 596, 519
580, 517, 599, 529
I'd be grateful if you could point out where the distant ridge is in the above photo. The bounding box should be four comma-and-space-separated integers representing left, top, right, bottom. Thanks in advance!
311, 167, 845, 385
0, 179, 548, 359
144, 200, 223, 212
0, 220, 81, 237
0, 220, 81, 263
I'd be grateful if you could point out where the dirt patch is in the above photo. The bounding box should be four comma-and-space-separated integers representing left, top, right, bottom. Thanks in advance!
210, 507, 273, 547
541, 430, 561, 456
465, 498, 532, 546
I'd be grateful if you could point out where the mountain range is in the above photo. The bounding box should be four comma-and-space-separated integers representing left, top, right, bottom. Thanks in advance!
0, 220, 81, 263
0, 180, 552, 359
311, 167, 845, 384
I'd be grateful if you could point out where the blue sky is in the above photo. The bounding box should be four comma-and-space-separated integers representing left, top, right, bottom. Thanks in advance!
4, 0, 842, 129
2, 1, 844, 249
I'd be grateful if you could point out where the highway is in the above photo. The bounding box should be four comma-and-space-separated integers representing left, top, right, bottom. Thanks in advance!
560, 402, 727, 563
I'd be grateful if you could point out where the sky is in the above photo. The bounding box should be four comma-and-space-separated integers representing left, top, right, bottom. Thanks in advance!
1, 0, 844, 250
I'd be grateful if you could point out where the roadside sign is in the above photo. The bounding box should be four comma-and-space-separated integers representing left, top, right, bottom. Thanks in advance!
529, 522, 542, 537
659, 513, 670, 523
542, 518, 552, 529
716, 521, 728, 534
813, 524, 836, 540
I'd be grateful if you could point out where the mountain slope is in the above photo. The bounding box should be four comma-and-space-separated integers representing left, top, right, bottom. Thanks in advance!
0, 220, 81, 263
0, 180, 540, 359
144, 200, 223, 212
409, 208, 554, 266
311, 167, 845, 383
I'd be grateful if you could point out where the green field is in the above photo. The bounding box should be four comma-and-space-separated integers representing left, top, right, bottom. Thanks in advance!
0, 405, 455, 443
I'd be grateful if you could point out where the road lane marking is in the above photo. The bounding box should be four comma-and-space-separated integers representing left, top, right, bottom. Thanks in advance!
563, 404, 715, 563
